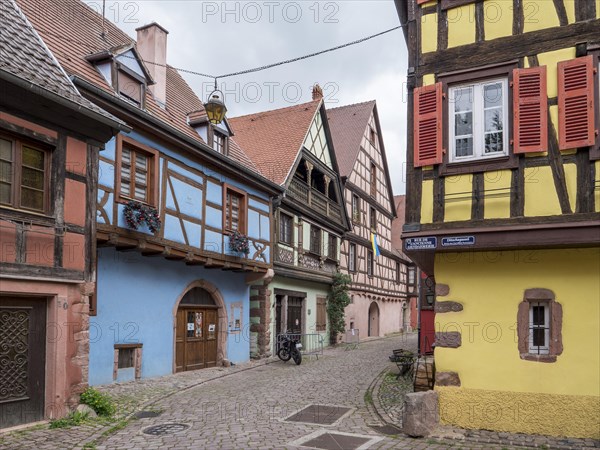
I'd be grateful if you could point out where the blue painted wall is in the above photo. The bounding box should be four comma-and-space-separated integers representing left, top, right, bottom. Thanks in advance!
96, 130, 272, 264
89, 247, 251, 386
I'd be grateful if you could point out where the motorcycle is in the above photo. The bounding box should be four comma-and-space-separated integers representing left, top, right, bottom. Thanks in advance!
277, 335, 302, 365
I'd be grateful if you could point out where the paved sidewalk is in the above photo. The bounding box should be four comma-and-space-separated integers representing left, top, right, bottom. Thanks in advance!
2, 334, 597, 449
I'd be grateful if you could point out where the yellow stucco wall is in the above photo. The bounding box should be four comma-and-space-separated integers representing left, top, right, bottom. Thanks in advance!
447, 5, 475, 48
434, 248, 600, 438
421, 179, 434, 224
596, 161, 600, 212
598, 0, 600, 19
563, 163, 577, 212
445, 174, 473, 222
524, 166, 561, 216
564, 0, 576, 24
421, 13, 438, 54
422, 74, 436, 86
483, 0, 513, 40
483, 170, 511, 219
523, 1, 560, 33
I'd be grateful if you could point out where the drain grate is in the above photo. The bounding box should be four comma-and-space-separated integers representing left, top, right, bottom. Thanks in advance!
284, 404, 352, 426
142, 423, 189, 436
290, 430, 384, 450
134, 410, 161, 419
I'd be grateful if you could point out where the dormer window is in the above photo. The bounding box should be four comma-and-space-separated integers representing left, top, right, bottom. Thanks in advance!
117, 68, 145, 107
213, 131, 225, 153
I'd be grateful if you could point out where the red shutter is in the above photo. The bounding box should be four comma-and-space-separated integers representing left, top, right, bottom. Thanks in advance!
414, 82, 443, 167
513, 67, 548, 153
558, 55, 595, 150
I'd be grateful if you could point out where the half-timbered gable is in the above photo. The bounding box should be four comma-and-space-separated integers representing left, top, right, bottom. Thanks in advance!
395, 0, 600, 438
230, 90, 351, 357
17, 0, 282, 385
328, 100, 411, 337
1, 0, 126, 427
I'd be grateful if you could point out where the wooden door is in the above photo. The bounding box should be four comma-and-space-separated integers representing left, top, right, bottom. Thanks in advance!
0, 298, 46, 428
175, 307, 218, 372
368, 302, 379, 337
287, 297, 303, 333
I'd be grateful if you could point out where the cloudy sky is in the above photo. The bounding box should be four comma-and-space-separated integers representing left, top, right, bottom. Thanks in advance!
88, 1, 408, 194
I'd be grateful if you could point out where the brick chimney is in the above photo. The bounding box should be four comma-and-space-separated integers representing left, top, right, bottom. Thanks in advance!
136, 22, 168, 107
312, 83, 324, 101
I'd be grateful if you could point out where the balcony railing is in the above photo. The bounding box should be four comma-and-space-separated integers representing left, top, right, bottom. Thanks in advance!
288, 177, 342, 221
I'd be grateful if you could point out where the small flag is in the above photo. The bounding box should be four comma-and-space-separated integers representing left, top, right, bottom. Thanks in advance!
370, 232, 381, 258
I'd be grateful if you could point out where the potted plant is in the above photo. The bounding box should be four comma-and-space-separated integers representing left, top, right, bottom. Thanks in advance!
123, 200, 161, 233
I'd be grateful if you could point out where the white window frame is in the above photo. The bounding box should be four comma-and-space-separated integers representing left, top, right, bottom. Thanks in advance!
449, 78, 509, 163
528, 302, 550, 355
348, 243, 356, 272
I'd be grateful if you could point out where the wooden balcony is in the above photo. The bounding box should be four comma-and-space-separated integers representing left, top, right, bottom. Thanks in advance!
288, 177, 342, 221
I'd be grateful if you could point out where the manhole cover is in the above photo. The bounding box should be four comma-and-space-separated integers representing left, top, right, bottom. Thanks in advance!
134, 410, 161, 419
290, 430, 384, 450
284, 404, 352, 426
142, 423, 189, 435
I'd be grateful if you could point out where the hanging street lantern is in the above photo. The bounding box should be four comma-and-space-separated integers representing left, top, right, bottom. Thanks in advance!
204, 79, 227, 124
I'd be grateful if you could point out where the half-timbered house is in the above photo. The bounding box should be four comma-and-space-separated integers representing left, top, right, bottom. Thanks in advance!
327, 101, 413, 338
0, 0, 126, 427
230, 87, 350, 358
395, 0, 600, 438
18, 0, 282, 385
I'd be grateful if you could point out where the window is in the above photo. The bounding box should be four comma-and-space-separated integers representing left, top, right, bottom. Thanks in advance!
327, 234, 337, 260
369, 126, 377, 144
116, 137, 158, 206
351, 194, 360, 223
213, 130, 225, 154
370, 206, 377, 230
370, 162, 377, 197
349, 243, 357, 272
117, 69, 144, 106
396, 262, 401, 283
529, 302, 550, 355
118, 347, 135, 369
0, 136, 50, 213
310, 225, 321, 255
316, 297, 327, 332
224, 186, 247, 233
517, 289, 563, 363
408, 266, 416, 286
367, 250, 374, 277
279, 212, 293, 244
449, 78, 509, 163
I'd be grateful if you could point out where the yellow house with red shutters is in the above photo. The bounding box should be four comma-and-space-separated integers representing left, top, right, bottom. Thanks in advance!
395, 0, 600, 439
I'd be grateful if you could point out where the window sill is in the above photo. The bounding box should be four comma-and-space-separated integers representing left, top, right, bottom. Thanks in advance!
0, 206, 54, 224
520, 354, 557, 363
116, 196, 158, 209
440, 154, 518, 176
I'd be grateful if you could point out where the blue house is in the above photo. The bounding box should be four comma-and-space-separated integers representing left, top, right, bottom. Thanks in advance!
22, 0, 282, 385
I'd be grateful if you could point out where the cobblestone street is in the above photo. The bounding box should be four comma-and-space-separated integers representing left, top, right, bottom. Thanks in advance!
1, 334, 597, 450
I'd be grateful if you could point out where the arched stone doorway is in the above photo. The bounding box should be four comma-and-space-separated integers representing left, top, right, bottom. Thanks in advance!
368, 301, 380, 337
173, 281, 227, 372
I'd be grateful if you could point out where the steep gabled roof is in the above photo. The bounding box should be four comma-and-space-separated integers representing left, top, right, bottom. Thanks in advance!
0, 0, 124, 127
14, 0, 256, 170
326, 100, 376, 178
328, 100, 397, 217
229, 100, 322, 185
392, 195, 411, 262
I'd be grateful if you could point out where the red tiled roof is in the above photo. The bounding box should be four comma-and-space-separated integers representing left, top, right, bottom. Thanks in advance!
229, 100, 322, 185
1, 0, 122, 124
327, 100, 376, 178
14, 0, 255, 168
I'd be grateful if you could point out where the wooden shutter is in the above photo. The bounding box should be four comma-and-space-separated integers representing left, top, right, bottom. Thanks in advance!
513, 67, 548, 153
558, 55, 595, 150
414, 83, 443, 167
